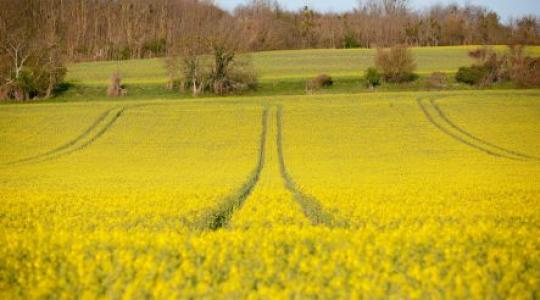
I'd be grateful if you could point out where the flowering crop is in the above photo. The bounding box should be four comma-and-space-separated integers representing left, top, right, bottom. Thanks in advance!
1, 91, 539, 298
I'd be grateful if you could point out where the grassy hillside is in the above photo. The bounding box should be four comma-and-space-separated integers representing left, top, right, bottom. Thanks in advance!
57, 46, 540, 102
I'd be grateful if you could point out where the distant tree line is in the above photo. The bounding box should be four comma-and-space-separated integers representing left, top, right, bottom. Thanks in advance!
1, 0, 539, 100
238, 0, 540, 50
2, 0, 539, 63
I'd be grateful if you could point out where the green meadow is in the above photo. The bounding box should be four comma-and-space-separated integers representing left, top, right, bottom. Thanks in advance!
57, 46, 540, 102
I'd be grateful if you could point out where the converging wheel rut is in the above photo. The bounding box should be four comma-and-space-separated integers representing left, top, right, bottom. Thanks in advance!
428, 99, 540, 161
201, 107, 269, 230
417, 97, 538, 161
2, 103, 181, 167
201, 106, 342, 231
4, 106, 125, 166
276, 107, 346, 227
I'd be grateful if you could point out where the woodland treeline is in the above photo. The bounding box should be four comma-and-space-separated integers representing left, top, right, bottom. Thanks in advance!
1, 0, 539, 62
1, 0, 539, 100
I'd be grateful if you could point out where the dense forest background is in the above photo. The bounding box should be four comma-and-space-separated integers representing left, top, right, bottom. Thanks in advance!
1, 0, 539, 62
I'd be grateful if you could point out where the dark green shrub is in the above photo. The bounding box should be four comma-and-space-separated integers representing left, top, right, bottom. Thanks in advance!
458, 46, 507, 87
143, 38, 167, 57
365, 67, 381, 88
455, 66, 490, 85
344, 34, 360, 48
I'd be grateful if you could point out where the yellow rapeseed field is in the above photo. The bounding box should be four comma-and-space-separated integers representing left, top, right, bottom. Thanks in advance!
1, 90, 539, 299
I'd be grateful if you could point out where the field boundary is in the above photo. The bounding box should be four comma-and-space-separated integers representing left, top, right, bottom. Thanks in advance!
197, 107, 269, 230
417, 97, 537, 161
276, 107, 346, 227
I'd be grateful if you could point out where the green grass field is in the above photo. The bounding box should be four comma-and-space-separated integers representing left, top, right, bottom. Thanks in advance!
1, 48, 540, 298
56, 46, 540, 101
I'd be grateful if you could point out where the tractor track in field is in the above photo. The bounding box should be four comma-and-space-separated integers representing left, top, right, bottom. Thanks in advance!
429, 99, 540, 161
3, 106, 125, 166
417, 97, 533, 161
25, 107, 126, 165
276, 107, 346, 227
202, 107, 269, 230
2, 102, 181, 168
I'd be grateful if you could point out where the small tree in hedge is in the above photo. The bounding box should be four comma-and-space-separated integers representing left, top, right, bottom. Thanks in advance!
305, 74, 333, 94
166, 31, 257, 96
507, 45, 540, 87
208, 45, 257, 95
365, 67, 381, 88
107, 73, 127, 97
375, 45, 417, 83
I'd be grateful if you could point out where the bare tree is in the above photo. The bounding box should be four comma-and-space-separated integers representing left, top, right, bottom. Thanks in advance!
0, 0, 66, 100
165, 14, 257, 96
375, 44, 416, 82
